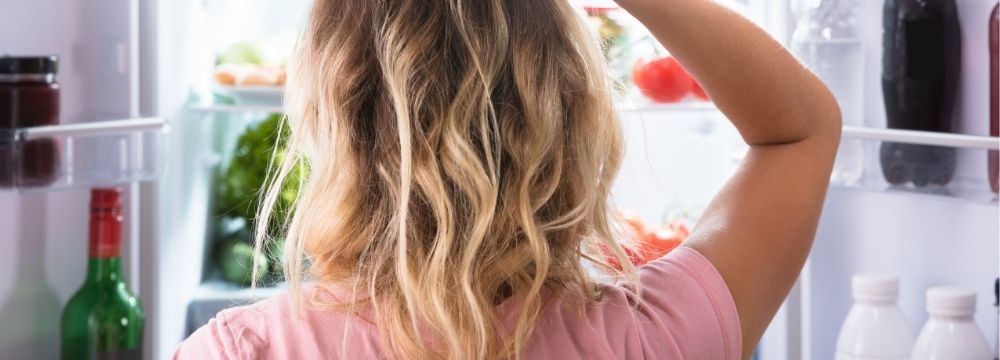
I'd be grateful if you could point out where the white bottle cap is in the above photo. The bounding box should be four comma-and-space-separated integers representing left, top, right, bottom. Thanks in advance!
852, 274, 899, 302
926, 287, 977, 317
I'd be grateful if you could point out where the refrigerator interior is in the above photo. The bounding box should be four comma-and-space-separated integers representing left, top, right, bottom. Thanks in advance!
153, 0, 764, 358
148, 0, 312, 359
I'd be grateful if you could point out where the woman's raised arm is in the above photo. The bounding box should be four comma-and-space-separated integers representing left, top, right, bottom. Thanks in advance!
615, 0, 842, 357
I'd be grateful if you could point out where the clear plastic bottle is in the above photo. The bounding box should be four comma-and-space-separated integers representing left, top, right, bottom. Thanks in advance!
791, 0, 864, 185
836, 274, 915, 360
912, 287, 992, 360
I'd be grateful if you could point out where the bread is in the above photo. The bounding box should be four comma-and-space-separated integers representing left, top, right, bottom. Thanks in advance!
215, 63, 287, 87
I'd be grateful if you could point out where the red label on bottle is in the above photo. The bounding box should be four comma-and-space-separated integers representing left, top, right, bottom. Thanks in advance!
89, 188, 123, 258
89, 210, 122, 258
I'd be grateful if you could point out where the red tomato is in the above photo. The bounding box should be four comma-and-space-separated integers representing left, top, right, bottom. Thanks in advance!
641, 222, 691, 262
691, 80, 710, 101
633, 57, 693, 103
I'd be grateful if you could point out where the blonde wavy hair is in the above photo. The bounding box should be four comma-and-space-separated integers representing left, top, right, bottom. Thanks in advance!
255, 0, 634, 358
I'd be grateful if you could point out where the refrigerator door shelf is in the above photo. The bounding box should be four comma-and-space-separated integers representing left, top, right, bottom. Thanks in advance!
831, 127, 1000, 205
0, 117, 166, 192
843, 127, 1000, 151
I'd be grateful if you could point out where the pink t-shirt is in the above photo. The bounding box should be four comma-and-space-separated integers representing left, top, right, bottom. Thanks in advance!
174, 247, 741, 359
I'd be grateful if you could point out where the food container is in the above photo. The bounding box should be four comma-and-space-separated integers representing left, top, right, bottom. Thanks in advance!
0, 55, 61, 187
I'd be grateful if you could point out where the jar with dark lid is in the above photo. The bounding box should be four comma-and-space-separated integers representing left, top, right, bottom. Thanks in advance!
0, 55, 61, 187
0, 56, 60, 128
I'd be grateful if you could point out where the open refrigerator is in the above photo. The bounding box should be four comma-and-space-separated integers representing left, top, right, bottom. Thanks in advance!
0, 0, 996, 359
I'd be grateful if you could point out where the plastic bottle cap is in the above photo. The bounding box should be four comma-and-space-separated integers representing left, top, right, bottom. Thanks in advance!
852, 274, 899, 302
926, 287, 976, 317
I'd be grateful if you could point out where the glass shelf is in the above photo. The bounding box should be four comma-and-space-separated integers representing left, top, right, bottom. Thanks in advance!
0, 118, 167, 192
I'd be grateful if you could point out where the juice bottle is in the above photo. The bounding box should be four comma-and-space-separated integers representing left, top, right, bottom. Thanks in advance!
880, 0, 962, 187
990, 3, 998, 194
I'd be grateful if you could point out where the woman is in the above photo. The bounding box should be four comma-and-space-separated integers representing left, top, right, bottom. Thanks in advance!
177, 0, 840, 358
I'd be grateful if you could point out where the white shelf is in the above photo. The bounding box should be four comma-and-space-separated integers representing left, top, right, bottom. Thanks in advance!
190, 104, 284, 114
621, 101, 719, 113
1, 118, 167, 192
573, 0, 619, 8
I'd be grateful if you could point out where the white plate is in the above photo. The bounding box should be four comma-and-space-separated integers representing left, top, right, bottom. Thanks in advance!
214, 85, 285, 105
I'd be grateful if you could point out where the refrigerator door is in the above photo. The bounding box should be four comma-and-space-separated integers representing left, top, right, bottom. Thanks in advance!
0, 0, 151, 359
801, 0, 1000, 358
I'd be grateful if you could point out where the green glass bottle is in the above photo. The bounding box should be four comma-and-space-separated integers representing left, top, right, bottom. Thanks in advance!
60, 188, 145, 360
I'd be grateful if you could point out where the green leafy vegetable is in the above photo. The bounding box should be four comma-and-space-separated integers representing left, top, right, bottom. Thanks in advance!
215, 113, 302, 239
214, 113, 302, 286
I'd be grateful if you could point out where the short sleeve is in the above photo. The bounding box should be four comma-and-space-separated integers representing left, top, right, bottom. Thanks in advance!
173, 309, 264, 360
635, 246, 742, 359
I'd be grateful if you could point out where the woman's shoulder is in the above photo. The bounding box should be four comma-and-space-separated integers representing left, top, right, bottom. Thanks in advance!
628, 246, 743, 359
171, 295, 279, 359
173, 287, 379, 359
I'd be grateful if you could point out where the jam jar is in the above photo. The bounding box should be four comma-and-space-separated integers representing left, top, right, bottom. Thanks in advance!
0, 56, 60, 187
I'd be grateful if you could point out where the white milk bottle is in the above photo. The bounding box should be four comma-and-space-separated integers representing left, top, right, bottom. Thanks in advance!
836, 274, 915, 360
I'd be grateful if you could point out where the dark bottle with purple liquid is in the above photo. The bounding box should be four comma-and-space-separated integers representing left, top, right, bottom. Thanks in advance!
880, 0, 962, 187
